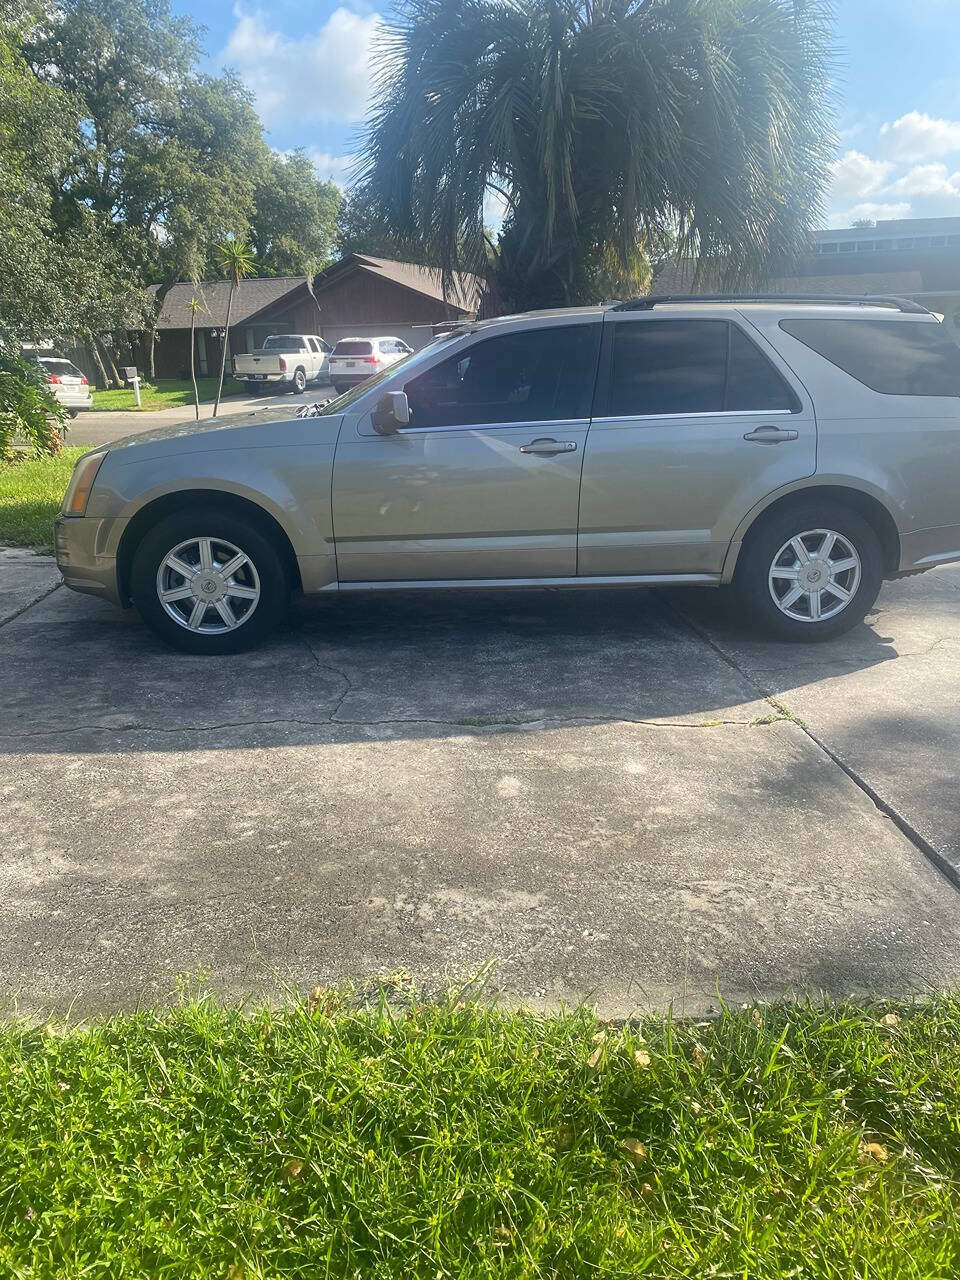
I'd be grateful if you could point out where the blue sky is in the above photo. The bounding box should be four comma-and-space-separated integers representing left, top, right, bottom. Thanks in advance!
183, 0, 960, 229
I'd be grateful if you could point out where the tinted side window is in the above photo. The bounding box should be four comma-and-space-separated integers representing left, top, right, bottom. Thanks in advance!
607, 321, 727, 416
727, 326, 800, 411
779, 319, 960, 396
403, 325, 601, 428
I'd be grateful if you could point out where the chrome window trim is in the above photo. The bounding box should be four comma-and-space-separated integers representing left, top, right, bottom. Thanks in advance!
390, 417, 591, 437
590, 408, 797, 425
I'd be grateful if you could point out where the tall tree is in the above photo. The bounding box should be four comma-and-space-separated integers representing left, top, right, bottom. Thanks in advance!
335, 186, 435, 264
251, 151, 341, 276
359, 0, 836, 311
25, 0, 267, 375
212, 237, 256, 419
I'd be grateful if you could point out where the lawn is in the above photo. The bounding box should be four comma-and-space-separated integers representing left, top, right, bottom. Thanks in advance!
91, 376, 245, 410
0, 447, 86, 550
1, 992, 958, 1278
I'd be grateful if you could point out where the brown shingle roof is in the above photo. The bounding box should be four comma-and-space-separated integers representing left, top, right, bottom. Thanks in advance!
152, 278, 306, 330
348, 254, 483, 314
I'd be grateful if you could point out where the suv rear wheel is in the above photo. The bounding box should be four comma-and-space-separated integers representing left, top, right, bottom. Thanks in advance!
735, 502, 883, 641
131, 508, 289, 654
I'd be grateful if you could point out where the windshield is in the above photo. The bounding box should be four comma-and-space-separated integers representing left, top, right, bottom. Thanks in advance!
260, 336, 306, 352
316, 331, 468, 414
40, 359, 82, 376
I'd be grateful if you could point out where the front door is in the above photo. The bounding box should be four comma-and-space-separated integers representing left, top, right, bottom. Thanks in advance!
332, 322, 602, 582
578, 315, 817, 576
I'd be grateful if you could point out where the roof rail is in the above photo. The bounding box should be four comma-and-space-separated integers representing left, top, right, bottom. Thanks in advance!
610, 293, 930, 315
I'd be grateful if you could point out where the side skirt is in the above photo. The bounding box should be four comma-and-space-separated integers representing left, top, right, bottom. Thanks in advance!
318, 573, 721, 593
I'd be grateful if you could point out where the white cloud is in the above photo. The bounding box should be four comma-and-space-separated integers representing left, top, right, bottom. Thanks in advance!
223, 5, 384, 127
305, 149, 357, 187
840, 200, 913, 223
830, 150, 894, 201
883, 162, 960, 199
879, 111, 960, 161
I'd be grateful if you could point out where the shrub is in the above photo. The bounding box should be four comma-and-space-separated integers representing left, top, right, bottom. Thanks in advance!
0, 342, 65, 461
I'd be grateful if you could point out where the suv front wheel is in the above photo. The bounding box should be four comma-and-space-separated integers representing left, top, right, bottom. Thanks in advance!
735, 502, 883, 641
131, 509, 289, 654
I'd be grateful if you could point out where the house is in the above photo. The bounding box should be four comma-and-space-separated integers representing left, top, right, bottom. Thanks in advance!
652, 216, 960, 342
151, 254, 485, 379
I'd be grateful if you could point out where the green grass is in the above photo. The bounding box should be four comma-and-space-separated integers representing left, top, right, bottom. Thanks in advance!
91, 376, 245, 410
0, 447, 86, 550
1, 990, 959, 1278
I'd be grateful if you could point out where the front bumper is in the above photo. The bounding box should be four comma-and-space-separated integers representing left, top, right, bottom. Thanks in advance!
54, 514, 126, 606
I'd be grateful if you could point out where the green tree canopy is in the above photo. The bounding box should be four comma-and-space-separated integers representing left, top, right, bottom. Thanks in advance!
358, 0, 836, 311
251, 151, 341, 276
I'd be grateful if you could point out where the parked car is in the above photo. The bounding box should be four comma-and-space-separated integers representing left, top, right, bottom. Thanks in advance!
37, 357, 92, 418
328, 336, 413, 393
55, 296, 960, 654
232, 334, 331, 394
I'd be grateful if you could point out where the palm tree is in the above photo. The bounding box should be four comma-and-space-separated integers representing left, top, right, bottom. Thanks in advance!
187, 285, 207, 421
212, 236, 256, 418
358, 0, 836, 311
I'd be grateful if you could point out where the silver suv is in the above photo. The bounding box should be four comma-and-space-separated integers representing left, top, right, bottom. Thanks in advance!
55, 296, 960, 654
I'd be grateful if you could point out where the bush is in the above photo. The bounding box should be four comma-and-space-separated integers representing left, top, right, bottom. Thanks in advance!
0, 342, 65, 461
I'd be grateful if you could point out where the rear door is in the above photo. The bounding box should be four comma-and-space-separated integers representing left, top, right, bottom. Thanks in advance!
332, 320, 602, 581
578, 314, 816, 576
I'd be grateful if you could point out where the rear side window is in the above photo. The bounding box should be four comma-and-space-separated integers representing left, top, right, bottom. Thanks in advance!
403, 324, 601, 428
334, 341, 373, 356
727, 326, 800, 411
605, 320, 798, 416
779, 319, 960, 396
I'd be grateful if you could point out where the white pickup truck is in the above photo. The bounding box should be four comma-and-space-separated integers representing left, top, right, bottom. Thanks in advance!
232, 334, 331, 394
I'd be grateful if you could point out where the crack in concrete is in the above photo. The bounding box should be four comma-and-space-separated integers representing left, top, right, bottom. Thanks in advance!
300, 636, 354, 720
0, 581, 61, 632
658, 592, 960, 896
3, 711, 777, 742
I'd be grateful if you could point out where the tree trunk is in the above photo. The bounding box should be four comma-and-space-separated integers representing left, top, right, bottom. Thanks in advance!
85, 334, 110, 389
190, 309, 200, 421
212, 283, 235, 418
98, 336, 122, 388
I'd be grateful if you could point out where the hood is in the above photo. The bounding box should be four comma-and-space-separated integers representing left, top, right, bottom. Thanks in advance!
102, 407, 307, 452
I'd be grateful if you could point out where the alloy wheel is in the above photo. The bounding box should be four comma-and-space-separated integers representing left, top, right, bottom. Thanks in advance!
767, 528, 861, 623
156, 536, 261, 634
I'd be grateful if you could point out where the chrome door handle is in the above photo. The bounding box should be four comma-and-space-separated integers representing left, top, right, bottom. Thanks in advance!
519, 438, 578, 455
743, 425, 799, 444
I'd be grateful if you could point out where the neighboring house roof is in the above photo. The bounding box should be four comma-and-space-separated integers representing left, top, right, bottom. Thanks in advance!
651, 261, 926, 298
312, 253, 484, 315
151, 256, 485, 331
152, 278, 306, 330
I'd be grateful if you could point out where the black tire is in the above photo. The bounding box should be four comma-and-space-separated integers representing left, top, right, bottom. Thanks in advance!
332, 382, 347, 394
734, 502, 883, 642
67, 408, 79, 419
292, 368, 307, 394
131, 507, 290, 654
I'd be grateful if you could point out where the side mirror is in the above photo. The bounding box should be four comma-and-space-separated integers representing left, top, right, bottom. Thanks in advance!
372, 391, 410, 435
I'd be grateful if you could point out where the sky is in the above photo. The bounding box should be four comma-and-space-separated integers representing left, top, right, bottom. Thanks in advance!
182, 0, 960, 231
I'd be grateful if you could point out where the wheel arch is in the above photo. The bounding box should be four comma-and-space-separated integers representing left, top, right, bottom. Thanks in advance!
723, 483, 902, 582
116, 489, 302, 605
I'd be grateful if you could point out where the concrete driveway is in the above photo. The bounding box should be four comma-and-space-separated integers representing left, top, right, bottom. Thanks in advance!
2, 555, 959, 1016
68, 384, 335, 449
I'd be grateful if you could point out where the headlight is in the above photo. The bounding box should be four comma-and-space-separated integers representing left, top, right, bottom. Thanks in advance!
62, 451, 107, 516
